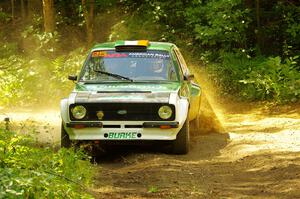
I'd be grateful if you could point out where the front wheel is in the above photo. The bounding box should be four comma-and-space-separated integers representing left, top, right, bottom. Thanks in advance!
172, 120, 190, 154
61, 122, 72, 148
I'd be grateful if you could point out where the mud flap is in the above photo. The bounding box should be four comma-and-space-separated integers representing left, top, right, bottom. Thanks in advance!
189, 83, 201, 121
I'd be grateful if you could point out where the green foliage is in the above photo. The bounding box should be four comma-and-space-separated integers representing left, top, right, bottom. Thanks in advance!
119, 0, 186, 42
185, 0, 250, 51
0, 43, 17, 59
0, 55, 29, 106
207, 52, 300, 102
109, 10, 166, 41
21, 16, 61, 55
0, 11, 10, 23
259, 1, 300, 56
280, 2, 300, 59
148, 186, 159, 193
49, 48, 87, 97
0, 129, 94, 198
240, 56, 300, 102
0, 47, 86, 108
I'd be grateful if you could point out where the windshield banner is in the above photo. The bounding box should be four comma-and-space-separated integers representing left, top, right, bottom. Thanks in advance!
92, 51, 170, 59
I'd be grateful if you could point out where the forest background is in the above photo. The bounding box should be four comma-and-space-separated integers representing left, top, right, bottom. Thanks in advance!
0, 0, 299, 109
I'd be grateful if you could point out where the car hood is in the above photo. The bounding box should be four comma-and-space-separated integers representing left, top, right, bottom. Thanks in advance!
75, 82, 181, 93
70, 82, 181, 104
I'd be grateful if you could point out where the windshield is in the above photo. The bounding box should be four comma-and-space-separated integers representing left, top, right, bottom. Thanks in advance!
80, 50, 178, 82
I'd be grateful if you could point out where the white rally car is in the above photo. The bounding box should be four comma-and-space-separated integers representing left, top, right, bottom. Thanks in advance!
60, 40, 201, 154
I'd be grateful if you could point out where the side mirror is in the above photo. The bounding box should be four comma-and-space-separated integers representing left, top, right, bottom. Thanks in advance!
184, 74, 194, 81
68, 75, 77, 81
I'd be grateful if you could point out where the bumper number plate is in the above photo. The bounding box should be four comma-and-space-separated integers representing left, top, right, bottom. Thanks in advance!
106, 132, 140, 139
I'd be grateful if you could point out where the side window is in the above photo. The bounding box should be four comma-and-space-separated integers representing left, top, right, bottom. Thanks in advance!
172, 49, 184, 81
174, 48, 190, 76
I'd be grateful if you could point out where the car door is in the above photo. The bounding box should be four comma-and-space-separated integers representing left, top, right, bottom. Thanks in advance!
173, 47, 201, 121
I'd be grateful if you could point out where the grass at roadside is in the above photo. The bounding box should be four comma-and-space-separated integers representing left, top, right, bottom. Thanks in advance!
0, 128, 94, 198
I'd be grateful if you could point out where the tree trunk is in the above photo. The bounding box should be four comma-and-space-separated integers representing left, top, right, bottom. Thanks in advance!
21, 0, 26, 19
11, 0, 15, 24
42, 0, 55, 32
82, 0, 95, 45
255, 0, 263, 52
256, 0, 260, 28
27, 0, 33, 19
244, 0, 253, 9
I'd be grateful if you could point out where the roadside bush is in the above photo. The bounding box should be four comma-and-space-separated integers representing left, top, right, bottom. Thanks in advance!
0, 48, 85, 108
0, 43, 18, 59
0, 55, 30, 106
207, 53, 300, 103
49, 48, 86, 98
20, 15, 63, 56
240, 56, 300, 102
185, 0, 250, 52
0, 10, 10, 23
0, 128, 93, 198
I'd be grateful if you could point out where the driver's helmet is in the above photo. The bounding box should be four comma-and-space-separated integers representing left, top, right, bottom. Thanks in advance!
152, 59, 164, 73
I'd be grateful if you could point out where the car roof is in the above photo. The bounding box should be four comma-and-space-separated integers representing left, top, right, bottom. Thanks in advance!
91, 41, 176, 51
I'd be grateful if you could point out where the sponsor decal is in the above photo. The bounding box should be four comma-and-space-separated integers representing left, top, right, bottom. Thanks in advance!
91, 51, 170, 59
96, 85, 165, 89
92, 51, 107, 57
92, 51, 128, 58
128, 52, 170, 59
107, 132, 138, 139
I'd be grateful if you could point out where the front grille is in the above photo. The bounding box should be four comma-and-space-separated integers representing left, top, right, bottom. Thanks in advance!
69, 103, 175, 121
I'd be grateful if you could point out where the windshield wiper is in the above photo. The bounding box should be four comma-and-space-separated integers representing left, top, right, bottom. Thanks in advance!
93, 70, 133, 82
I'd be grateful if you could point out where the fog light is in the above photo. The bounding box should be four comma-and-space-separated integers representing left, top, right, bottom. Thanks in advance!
96, 111, 104, 120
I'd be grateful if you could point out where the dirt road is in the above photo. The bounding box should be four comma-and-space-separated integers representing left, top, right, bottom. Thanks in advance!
89, 100, 300, 199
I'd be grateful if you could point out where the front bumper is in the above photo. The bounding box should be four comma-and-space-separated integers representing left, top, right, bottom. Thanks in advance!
66, 121, 179, 128
63, 121, 181, 141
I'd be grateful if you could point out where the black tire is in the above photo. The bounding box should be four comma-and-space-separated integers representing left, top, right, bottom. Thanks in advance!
61, 122, 72, 148
172, 119, 190, 154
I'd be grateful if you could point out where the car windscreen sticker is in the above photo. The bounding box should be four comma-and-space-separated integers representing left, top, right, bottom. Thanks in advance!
92, 51, 107, 57
92, 51, 128, 58
128, 52, 170, 59
91, 51, 170, 59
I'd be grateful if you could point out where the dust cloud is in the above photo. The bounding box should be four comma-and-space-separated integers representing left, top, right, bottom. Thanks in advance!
0, 109, 61, 145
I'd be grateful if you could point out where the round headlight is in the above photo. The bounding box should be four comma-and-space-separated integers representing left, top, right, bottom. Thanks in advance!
71, 105, 87, 119
158, 105, 173, 120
